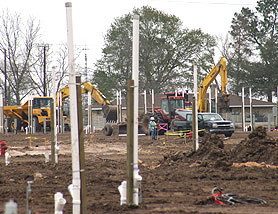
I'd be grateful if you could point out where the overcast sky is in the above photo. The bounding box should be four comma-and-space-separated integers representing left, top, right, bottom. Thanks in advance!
1, 0, 257, 68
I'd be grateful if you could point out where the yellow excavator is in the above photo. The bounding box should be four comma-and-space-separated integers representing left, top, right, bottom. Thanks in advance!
57, 82, 118, 122
198, 57, 229, 112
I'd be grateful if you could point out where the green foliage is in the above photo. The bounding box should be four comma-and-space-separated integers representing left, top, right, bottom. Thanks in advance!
93, 6, 216, 99
229, 0, 278, 101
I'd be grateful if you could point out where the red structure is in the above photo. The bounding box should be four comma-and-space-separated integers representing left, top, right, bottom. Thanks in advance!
1, 141, 7, 156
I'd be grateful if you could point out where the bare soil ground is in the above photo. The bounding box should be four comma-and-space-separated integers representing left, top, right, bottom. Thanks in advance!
1, 128, 278, 213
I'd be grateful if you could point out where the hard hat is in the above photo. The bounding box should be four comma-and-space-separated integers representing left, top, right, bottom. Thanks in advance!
150, 117, 155, 121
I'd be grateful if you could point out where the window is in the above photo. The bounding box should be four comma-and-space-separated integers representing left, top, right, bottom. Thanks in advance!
186, 114, 192, 122
202, 113, 222, 121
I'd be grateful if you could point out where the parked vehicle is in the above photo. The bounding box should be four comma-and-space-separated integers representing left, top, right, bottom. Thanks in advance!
172, 109, 235, 137
143, 92, 191, 135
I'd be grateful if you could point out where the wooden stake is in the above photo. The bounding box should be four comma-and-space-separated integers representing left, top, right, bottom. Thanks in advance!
76, 76, 87, 214
127, 80, 134, 206
192, 97, 197, 151
51, 99, 55, 164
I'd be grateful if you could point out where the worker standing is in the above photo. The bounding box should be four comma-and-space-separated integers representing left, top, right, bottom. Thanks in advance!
149, 117, 157, 140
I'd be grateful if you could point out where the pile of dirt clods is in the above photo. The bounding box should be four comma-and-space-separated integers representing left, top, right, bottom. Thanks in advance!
162, 126, 278, 168
231, 126, 278, 165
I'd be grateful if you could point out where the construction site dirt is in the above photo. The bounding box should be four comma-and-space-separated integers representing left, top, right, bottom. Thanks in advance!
1, 128, 278, 213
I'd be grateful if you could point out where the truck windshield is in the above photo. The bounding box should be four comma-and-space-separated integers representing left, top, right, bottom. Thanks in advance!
202, 113, 223, 121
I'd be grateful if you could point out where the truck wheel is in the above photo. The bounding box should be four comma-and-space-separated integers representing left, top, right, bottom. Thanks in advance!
104, 124, 113, 136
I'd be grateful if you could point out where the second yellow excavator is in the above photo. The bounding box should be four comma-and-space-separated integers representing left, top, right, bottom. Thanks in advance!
198, 57, 229, 112
57, 82, 117, 122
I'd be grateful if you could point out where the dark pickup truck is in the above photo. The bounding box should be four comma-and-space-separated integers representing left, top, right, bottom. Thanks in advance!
172, 110, 235, 137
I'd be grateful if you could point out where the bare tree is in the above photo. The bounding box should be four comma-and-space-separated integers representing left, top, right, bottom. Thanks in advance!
0, 10, 41, 105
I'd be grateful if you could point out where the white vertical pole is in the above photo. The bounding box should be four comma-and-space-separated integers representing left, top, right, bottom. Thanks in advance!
65, 2, 81, 213
52, 67, 58, 164
151, 89, 154, 114
119, 91, 122, 123
215, 87, 218, 113
132, 14, 140, 205
88, 91, 92, 134
249, 88, 253, 131
28, 96, 33, 134
208, 87, 211, 113
116, 91, 119, 123
242, 87, 245, 131
193, 65, 199, 150
144, 90, 147, 114
57, 92, 60, 133
277, 87, 278, 127
0, 91, 3, 134
59, 92, 64, 133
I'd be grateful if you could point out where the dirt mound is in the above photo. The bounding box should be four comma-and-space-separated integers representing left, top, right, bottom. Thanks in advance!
162, 126, 278, 168
231, 126, 278, 165
188, 133, 231, 169
162, 133, 232, 170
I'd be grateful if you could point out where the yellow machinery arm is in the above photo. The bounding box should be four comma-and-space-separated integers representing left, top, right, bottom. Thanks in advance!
198, 57, 229, 112
57, 82, 111, 105
57, 82, 117, 122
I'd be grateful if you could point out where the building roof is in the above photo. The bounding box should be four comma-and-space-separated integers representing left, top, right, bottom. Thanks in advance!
92, 93, 276, 109
228, 94, 275, 107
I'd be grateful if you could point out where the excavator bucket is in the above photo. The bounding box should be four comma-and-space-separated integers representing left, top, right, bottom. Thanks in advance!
219, 94, 230, 111
102, 105, 118, 122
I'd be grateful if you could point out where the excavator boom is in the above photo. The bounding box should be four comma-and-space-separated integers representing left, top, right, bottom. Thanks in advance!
57, 82, 117, 122
198, 57, 229, 112
57, 82, 111, 105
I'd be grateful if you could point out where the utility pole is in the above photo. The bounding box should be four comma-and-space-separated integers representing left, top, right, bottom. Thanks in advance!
43, 46, 47, 96
82, 45, 89, 82
38, 44, 49, 96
